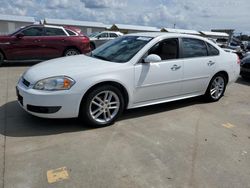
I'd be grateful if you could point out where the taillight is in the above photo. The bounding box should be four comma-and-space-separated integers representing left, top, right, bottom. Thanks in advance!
237, 55, 240, 65
82, 36, 89, 43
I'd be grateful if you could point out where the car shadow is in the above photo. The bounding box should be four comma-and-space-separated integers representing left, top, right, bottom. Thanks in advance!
0, 97, 203, 137
0, 101, 88, 137
236, 77, 250, 86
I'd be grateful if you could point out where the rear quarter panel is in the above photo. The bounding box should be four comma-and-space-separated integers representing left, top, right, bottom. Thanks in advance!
67, 36, 90, 54
217, 51, 240, 84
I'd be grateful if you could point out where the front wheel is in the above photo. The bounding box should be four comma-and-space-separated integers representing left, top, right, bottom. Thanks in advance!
64, 48, 80, 56
80, 85, 125, 127
205, 74, 226, 102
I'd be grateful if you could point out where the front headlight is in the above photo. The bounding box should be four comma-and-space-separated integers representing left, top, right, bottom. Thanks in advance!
33, 76, 75, 91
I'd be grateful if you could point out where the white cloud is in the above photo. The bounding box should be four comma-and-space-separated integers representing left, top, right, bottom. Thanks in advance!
45, 0, 72, 9
0, 0, 249, 34
81, 0, 127, 8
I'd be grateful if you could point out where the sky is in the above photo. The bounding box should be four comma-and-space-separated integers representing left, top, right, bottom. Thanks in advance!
0, 0, 249, 34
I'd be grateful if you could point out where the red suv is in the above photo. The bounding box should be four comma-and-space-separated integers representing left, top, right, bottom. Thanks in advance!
0, 24, 91, 66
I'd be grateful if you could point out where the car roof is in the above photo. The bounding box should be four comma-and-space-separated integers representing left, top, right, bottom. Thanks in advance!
63, 26, 82, 33
126, 32, 207, 40
101, 31, 123, 34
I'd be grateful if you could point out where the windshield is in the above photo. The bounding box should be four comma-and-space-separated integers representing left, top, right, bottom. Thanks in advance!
88, 32, 100, 37
91, 35, 153, 63
7, 26, 25, 36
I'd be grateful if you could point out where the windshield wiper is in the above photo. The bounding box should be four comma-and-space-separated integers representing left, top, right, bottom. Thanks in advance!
92, 54, 109, 61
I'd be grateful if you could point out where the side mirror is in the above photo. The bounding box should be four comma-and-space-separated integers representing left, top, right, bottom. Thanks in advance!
16, 33, 24, 39
144, 54, 161, 63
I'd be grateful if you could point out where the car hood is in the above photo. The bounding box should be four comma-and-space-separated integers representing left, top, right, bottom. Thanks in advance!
23, 55, 122, 84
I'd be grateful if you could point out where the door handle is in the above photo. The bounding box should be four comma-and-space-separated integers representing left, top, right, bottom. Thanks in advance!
207, 61, 215, 66
34, 39, 41, 43
171, 64, 181, 71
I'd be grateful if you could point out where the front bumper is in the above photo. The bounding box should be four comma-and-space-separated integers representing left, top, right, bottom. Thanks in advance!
16, 79, 83, 119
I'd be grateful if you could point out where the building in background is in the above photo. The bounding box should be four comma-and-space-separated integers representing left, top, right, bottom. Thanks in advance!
161, 28, 201, 35
43, 18, 108, 35
200, 31, 230, 46
0, 13, 239, 48
109, 24, 160, 34
0, 14, 35, 34
211, 29, 234, 41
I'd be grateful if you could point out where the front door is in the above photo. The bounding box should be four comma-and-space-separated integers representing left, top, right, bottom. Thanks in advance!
134, 38, 183, 103
8, 26, 44, 60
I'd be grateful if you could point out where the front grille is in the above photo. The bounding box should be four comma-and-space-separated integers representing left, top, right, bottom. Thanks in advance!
27, 105, 61, 114
22, 78, 30, 87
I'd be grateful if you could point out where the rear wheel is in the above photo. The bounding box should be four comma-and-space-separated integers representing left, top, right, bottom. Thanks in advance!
90, 42, 95, 51
80, 85, 124, 127
0, 52, 4, 66
64, 48, 80, 56
205, 74, 226, 102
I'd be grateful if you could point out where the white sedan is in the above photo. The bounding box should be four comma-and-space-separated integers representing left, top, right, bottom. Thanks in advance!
16, 33, 240, 127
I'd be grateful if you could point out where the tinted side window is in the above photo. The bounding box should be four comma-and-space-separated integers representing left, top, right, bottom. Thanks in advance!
99, 33, 108, 38
45, 28, 66, 36
207, 43, 219, 56
22, 27, 44, 36
182, 38, 208, 58
66, 29, 77, 36
149, 39, 179, 60
110, 33, 118, 38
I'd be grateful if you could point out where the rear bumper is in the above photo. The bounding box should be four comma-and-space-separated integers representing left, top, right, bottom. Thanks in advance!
79, 43, 91, 54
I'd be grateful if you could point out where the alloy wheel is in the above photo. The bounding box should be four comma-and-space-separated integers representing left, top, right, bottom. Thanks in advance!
89, 90, 120, 123
65, 49, 79, 56
210, 76, 225, 100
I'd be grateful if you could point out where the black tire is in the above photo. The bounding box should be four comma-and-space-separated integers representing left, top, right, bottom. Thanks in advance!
80, 85, 125, 127
0, 51, 4, 66
204, 73, 227, 102
64, 48, 80, 56
90, 42, 95, 51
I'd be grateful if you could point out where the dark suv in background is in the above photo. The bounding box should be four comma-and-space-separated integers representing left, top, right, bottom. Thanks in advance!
0, 24, 91, 66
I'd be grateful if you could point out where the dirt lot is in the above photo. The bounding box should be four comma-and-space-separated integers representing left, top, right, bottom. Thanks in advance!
0, 64, 250, 188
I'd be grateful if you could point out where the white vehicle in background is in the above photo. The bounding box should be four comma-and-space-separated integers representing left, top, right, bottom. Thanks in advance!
16, 33, 240, 127
223, 48, 237, 53
89, 31, 123, 50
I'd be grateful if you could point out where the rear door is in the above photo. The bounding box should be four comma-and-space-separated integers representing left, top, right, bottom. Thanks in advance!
41, 27, 68, 59
180, 38, 217, 94
109, 33, 118, 39
8, 26, 44, 60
